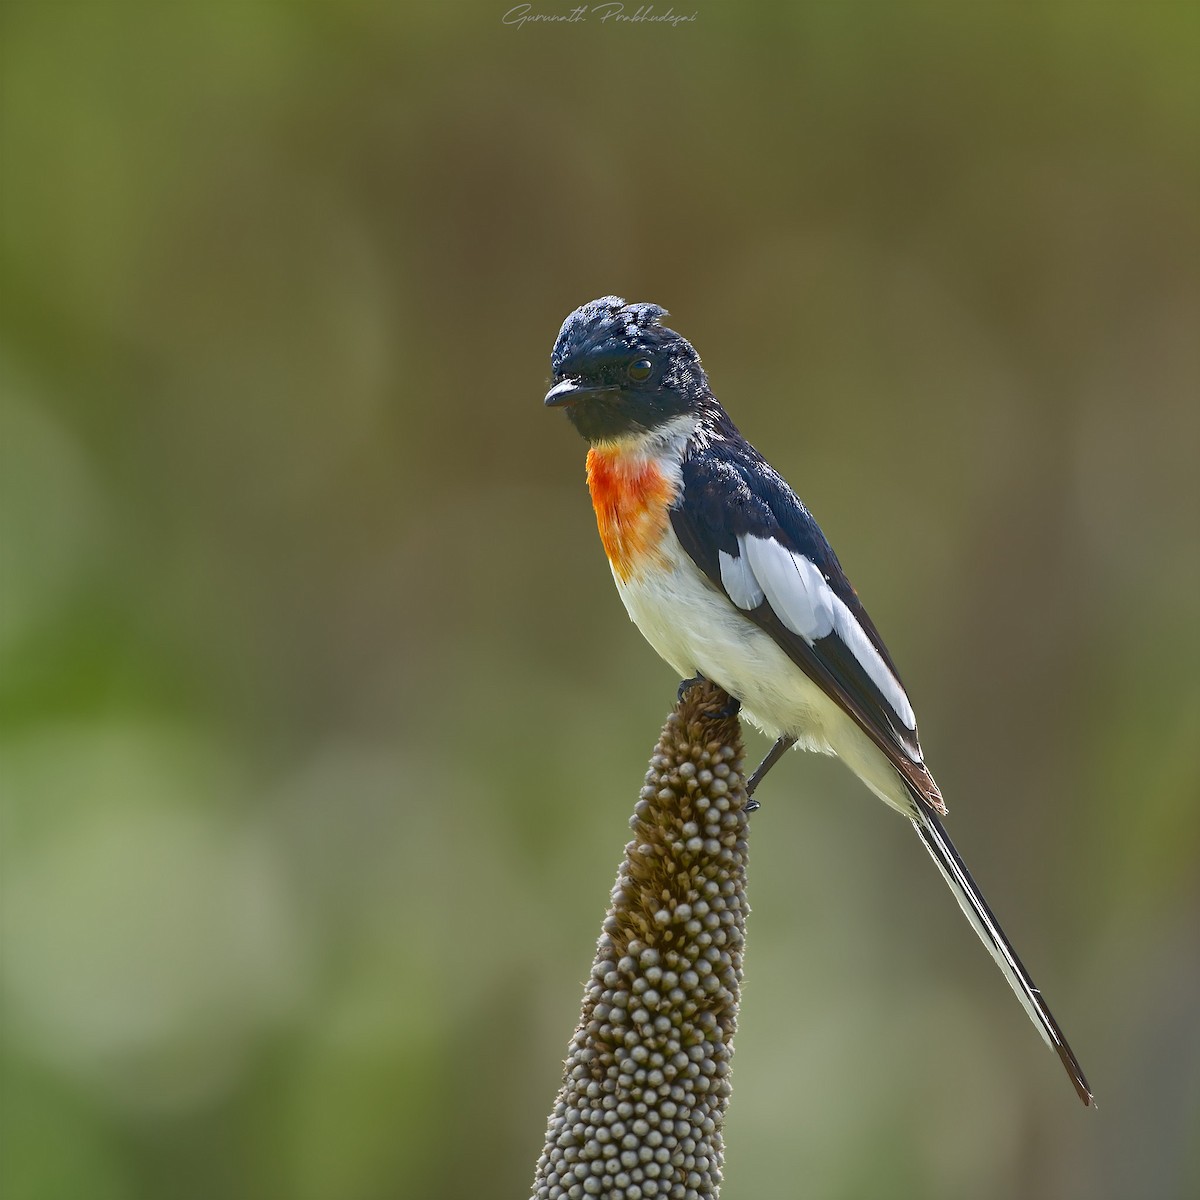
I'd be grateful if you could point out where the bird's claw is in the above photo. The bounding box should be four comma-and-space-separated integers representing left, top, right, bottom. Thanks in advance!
677, 675, 740, 719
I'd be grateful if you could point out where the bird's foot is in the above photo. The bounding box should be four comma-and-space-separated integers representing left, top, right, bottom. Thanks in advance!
677, 674, 741, 719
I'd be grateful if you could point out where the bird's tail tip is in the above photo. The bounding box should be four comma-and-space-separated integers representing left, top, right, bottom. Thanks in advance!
1056, 1044, 1095, 1108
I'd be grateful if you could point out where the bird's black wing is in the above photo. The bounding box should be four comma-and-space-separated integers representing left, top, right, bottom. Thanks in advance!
670, 436, 945, 814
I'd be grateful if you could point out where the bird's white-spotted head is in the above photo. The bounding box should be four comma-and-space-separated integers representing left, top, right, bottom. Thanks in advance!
544, 296, 710, 444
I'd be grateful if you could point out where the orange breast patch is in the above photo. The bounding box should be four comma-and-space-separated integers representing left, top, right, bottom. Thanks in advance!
586, 446, 677, 582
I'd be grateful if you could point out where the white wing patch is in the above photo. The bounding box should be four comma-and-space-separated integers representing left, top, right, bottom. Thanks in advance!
741, 534, 834, 639
831, 593, 917, 731
732, 534, 917, 733
718, 548, 764, 610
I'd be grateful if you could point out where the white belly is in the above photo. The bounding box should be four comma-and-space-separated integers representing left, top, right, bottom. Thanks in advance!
615, 536, 914, 815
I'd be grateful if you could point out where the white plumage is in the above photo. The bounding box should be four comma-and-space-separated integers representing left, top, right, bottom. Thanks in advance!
717, 546, 764, 610
721, 532, 916, 734
615, 525, 918, 817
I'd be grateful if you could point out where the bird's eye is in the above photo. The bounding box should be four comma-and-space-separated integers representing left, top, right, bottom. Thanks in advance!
628, 358, 653, 382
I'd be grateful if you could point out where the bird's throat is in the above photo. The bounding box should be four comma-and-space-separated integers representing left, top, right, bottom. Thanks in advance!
586, 445, 677, 582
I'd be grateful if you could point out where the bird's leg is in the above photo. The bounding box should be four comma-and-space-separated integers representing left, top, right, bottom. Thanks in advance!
743, 734, 797, 811
676, 674, 706, 703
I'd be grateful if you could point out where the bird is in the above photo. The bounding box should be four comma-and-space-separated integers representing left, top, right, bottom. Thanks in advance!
544, 295, 1093, 1107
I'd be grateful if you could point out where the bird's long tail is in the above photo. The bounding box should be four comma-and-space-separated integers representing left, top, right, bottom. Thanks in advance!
909, 803, 1094, 1106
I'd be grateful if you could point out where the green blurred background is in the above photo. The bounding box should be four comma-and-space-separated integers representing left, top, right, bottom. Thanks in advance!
2, 2, 1198, 1197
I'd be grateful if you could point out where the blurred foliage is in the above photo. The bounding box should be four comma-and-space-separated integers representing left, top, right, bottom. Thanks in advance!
1, 2, 1198, 1198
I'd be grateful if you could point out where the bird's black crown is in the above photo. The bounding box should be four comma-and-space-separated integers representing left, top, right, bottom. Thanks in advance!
546, 296, 709, 443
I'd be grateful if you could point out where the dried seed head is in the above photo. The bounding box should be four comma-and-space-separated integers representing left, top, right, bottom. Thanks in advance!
531, 682, 750, 1200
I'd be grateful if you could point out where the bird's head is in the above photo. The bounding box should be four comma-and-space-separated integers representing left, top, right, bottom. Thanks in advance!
545, 296, 709, 443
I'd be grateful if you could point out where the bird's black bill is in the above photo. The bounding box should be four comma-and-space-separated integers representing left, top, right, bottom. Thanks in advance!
544, 379, 620, 407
